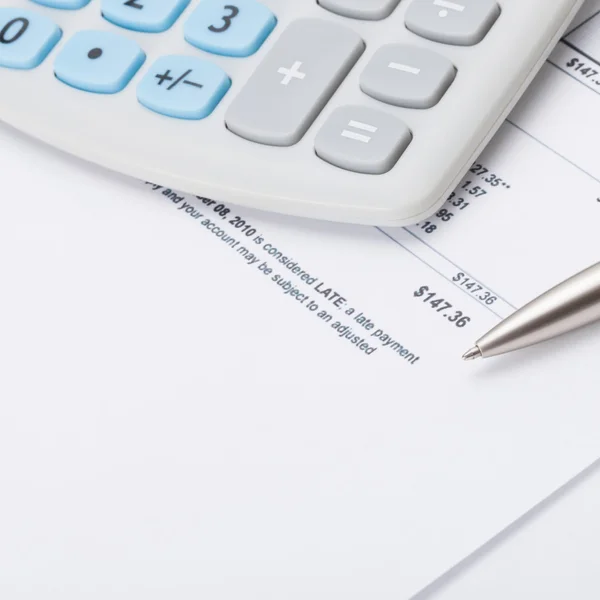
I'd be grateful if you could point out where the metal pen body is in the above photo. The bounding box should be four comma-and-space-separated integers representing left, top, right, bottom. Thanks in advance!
473, 262, 600, 359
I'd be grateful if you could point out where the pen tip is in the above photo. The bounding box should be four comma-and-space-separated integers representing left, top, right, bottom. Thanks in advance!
462, 346, 482, 361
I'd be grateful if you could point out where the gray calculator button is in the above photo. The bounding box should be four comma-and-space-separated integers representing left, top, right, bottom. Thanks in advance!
225, 19, 364, 147
360, 44, 456, 109
318, 0, 402, 21
315, 106, 412, 175
405, 0, 500, 46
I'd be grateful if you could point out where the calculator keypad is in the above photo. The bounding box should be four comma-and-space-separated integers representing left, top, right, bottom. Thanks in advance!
315, 106, 412, 175
101, 0, 191, 34
54, 30, 145, 93
0, 8, 62, 69
184, 0, 277, 58
0, 0, 503, 180
318, 0, 402, 21
405, 0, 501, 46
137, 55, 231, 119
360, 45, 456, 109
30, 0, 92, 9
225, 19, 364, 147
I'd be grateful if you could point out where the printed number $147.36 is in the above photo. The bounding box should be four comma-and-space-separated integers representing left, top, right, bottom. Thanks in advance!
413, 286, 471, 328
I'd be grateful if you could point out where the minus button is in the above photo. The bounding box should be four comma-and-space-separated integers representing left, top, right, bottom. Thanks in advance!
388, 62, 421, 75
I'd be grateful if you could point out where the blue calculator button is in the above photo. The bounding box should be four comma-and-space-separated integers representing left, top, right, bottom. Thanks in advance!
102, 0, 191, 34
137, 55, 231, 119
0, 8, 62, 69
184, 0, 276, 57
54, 30, 145, 93
30, 0, 92, 9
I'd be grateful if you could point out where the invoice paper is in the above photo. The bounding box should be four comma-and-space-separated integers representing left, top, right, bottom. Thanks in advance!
1, 6, 600, 599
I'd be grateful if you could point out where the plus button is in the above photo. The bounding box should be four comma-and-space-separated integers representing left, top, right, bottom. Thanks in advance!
277, 61, 306, 85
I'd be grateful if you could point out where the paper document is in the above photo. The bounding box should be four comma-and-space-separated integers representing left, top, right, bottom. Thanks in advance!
2, 5, 600, 599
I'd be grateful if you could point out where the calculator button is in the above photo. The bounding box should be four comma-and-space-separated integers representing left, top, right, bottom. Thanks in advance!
137, 55, 231, 119
184, 0, 276, 58
360, 45, 456, 109
405, 0, 500, 46
54, 30, 145, 94
225, 19, 364, 147
30, 0, 92, 9
0, 8, 61, 69
318, 0, 401, 21
315, 106, 412, 174
102, 0, 191, 34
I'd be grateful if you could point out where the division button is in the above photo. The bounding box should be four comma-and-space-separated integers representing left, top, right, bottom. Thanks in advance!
360, 44, 456, 108
0, 8, 62, 69
54, 30, 145, 94
225, 19, 364, 146
137, 55, 231, 119
405, 0, 500, 46
315, 106, 412, 174
318, 0, 402, 21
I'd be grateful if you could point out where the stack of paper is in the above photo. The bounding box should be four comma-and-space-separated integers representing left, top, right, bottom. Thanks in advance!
1, 3, 600, 598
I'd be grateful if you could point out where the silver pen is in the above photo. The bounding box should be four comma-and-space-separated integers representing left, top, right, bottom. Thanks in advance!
463, 261, 600, 361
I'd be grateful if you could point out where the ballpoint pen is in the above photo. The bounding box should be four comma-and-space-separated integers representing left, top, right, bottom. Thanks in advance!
463, 261, 600, 361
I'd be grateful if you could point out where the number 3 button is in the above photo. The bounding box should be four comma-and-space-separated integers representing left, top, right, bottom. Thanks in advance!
184, 0, 276, 57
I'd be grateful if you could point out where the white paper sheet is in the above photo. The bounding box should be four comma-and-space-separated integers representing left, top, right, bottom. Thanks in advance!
1, 6, 600, 598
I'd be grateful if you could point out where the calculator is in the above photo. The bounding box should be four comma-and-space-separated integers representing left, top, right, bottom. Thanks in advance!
0, 0, 585, 226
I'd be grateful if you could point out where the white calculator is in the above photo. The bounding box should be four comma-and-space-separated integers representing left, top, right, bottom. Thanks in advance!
0, 0, 585, 226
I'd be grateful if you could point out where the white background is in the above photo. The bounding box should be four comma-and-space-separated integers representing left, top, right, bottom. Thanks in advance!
425, 459, 600, 599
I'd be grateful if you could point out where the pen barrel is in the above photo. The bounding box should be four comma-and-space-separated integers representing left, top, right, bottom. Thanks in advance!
477, 262, 600, 358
